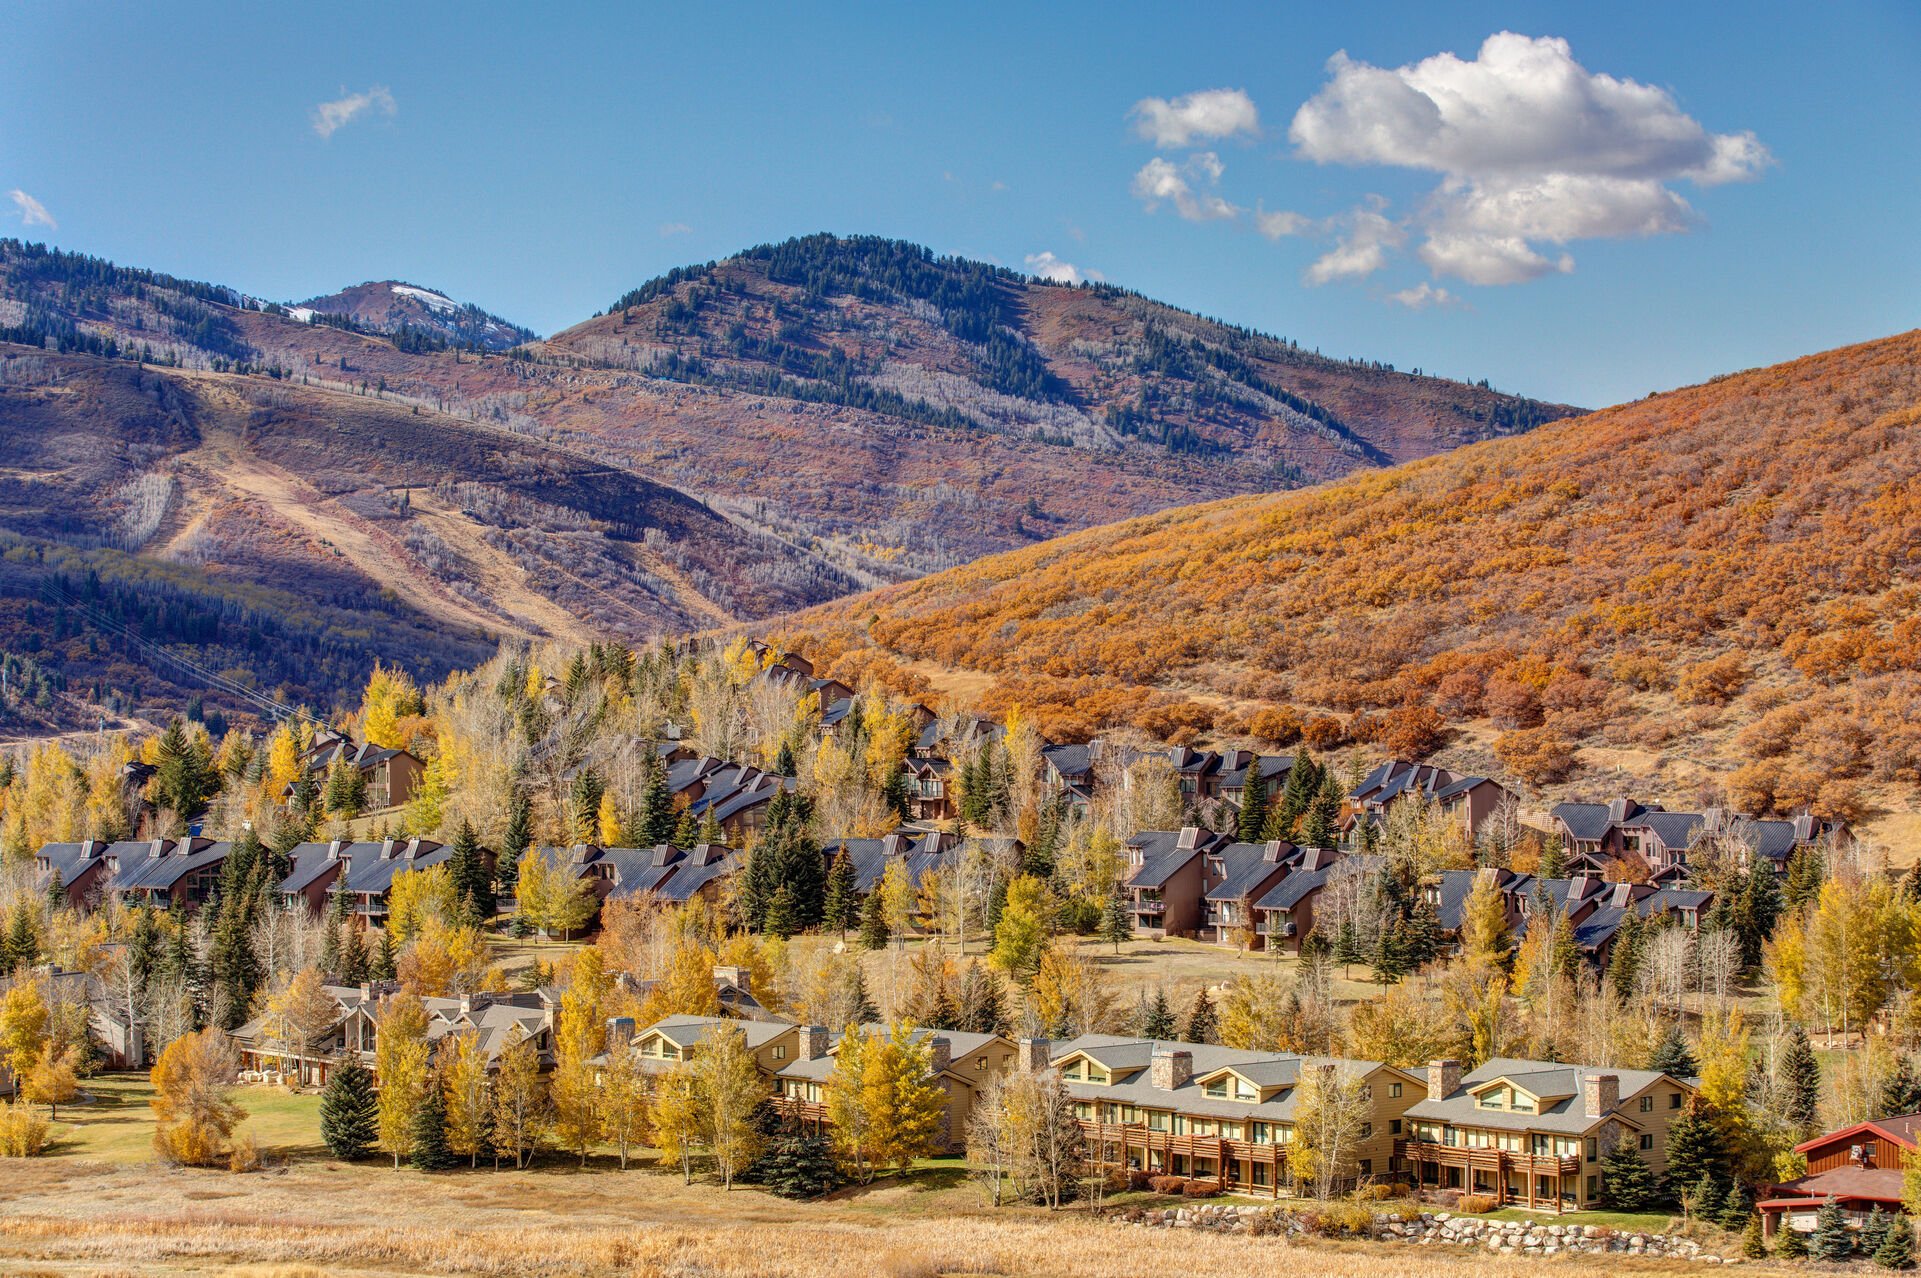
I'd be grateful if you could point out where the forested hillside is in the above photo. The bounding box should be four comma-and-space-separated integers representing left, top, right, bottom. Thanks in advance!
0, 349, 854, 728
0, 235, 1575, 586
294, 279, 538, 353
776, 330, 1921, 830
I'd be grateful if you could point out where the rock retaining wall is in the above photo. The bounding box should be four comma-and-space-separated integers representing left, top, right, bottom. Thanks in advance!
1113, 1203, 1734, 1262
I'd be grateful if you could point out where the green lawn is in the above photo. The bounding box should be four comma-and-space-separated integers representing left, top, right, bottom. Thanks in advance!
47, 1073, 325, 1164
1474, 1205, 1679, 1231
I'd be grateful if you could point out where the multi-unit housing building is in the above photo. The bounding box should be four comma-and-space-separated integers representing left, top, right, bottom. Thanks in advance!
1759, 1114, 1921, 1238
1398, 1057, 1697, 1211
1049, 1034, 1424, 1194
1549, 798, 1846, 880
1345, 761, 1516, 845
288, 731, 424, 813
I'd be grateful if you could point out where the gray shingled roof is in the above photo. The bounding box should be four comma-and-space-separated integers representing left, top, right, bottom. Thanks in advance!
1049, 1033, 1400, 1125
1404, 1057, 1681, 1135
1203, 841, 1298, 903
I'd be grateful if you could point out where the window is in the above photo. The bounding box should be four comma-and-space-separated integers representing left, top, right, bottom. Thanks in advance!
772, 1045, 786, 1061
1639, 1095, 1653, 1113
1389, 1082, 1402, 1098
1063, 1061, 1083, 1080
1390, 1119, 1402, 1135
976, 1055, 988, 1071
1587, 1175, 1599, 1198
1359, 1159, 1372, 1176
1360, 1122, 1373, 1138
1639, 1133, 1654, 1151
1586, 1138, 1598, 1162
1669, 1092, 1683, 1109
1204, 1079, 1229, 1099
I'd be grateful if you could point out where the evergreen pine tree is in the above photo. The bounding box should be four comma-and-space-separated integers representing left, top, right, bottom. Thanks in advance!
859, 890, 889, 950
319, 1058, 380, 1160
846, 964, 879, 1025
1236, 763, 1270, 843
1143, 988, 1177, 1040
1862, 1207, 1894, 1258
1784, 847, 1825, 915
985, 876, 1008, 934
1270, 748, 1318, 839
822, 848, 858, 936
673, 810, 699, 847
1099, 884, 1132, 953
1646, 1024, 1699, 1078
408, 1080, 456, 1171
1300, 772, 1343, 849
152, 718, 220, 821
1606, 910, 1646, 999
1538, 836, 1569, 881
1183, 988, 1217, 1044
1689, 1174, 1726, 1223
957, 961, 1006, 1034
372, 928, 398, 981
499, 791, 531, 897
210, 896, 263, 1030
1876, 1211, 1917, 1269
1881, 1053, 1921, 1119
1719, 1179, 1755, 1230
1664, 1103, 1731, 1201
1782, 1022, 1823, 1134
773, 739, 797, 778
765, 885, 798, 940
638, 756, 676, 846
447, 818, 494, 920
1740, 1214, 1767, 1260
570, 768, 605, 842
1778, 1219, 1809, 1258
1742, 864, 1785, 965
339, 927, 370, 984
1810, 1198, 1855, 1261
698, 807, 724, 846
1599, 1138, 1659, 1210
759, 1125, 842, 1198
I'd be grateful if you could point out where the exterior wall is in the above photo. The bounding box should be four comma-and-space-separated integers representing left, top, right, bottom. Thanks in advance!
369, 753, 424, 811
1133, 854, 1207, 938
285, 861, 347, 914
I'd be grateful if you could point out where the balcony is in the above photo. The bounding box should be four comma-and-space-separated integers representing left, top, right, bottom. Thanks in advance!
1394, 1138, 1582, 1209
1077, 1118, 1289, 1193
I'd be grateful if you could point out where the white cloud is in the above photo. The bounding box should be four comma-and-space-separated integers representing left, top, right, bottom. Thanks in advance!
1131, 88, 1260, 148
1281, 32, 1767, 285
1024, 251, 1100, 285
1304, 206, 1404, 284
1254, 207, 1313, 240
1386, 281, 1458, 309
1131, 153, 1241, 222
658, 222, 693, 237
8, 189, 55, 230
312, 86, 397, 139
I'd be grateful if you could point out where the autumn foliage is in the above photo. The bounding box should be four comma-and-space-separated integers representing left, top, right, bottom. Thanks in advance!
779, 330, 1921, 808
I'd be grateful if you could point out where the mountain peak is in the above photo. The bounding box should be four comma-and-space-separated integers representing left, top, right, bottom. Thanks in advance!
294, 279, 537, 351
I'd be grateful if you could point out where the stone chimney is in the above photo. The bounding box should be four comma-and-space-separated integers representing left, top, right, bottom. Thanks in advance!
925, 1034, 951, 1076
605, 1016, 636, 1054
713, 964, 750, 995
797, 1026, 829, 1061
1016, 1037, 1050, 1072
1427, 1058, 1462, 1102
1584, 1072, 1620, 1118
1150, 1048, 1193, 1091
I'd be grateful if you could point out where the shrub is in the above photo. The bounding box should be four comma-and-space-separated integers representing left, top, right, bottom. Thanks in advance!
1126, 1169, 1152, 1191
1457, 1193, 1499, 1214
227, 1128, 262, 1172
1381, 705, 1447, 758
1248, 706, 1304, 747
1676, 653, 1749, 706
1353, 1182, 1396, 1201
1302, 716, 1346, 750
1147, 1175, 1188, 1195
1495, 726, 1575, 786
1301, 1200, 1377, 1237
1181, 1179, 1221, 1198
0, 1101, 50, 1157
1245, 1209, 1288, 1237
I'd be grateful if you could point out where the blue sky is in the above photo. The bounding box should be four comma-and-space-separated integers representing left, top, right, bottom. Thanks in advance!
4, 1, 1916, 408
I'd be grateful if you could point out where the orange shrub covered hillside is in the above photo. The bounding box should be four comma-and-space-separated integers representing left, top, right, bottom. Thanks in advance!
777, 330, 1921, 816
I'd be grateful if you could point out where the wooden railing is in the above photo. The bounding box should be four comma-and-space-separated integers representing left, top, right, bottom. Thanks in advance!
1394, 1138, 1581, 1181
1077, 1119, 1290, 1193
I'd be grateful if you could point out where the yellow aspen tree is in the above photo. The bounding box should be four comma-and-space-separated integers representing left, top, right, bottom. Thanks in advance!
550, 987, 602, 1165
373, 993, 430, 1169
600, 1044, 647, 1170
825, 1026, 876, 1182
23, 1041, 80, 1118
490, 1030, 546, 1168
596, 790, 625, 848
150, 1028, 245, 1166
440, 1031, 491, 1168
696, 1023, 768, 1190
0, 981, 50, 1081
650, 1059, 704, 1183
859, 1023, 949, 1175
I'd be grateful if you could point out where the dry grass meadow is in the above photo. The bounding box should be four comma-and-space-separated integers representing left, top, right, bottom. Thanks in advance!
4, 1074, 1776, 1278
0, 1153, 1781, 1278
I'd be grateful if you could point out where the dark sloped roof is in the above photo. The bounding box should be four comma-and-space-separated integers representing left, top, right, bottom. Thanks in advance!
1203, 841, 1298, 903
1549, 802, 1615, 842
335, 840, 449, 896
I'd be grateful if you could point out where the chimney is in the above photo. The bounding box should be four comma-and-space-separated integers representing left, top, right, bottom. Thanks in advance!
1263, 840, 1288, 862
380, 838, 399, 860
1150, 1048, 1194, 1091
79, 838, 101, 859
605, 1016, 636, 1054
797, 1025, 829, 1061
713, 964, 750, 995
1016, 1037, 1050, 1072
1794, 813, 1815, 842
924, 1034, 951, 1076
1607, 798, 1629, 824
328, 838, 346, 859
1427, 1058, 1462, 1102
1177, 826, 1201, 851
1584, 1072, 1620, 1118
